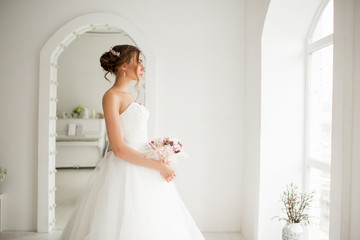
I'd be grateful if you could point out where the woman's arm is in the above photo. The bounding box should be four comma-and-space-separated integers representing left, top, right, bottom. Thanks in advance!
102, 91, 162, 171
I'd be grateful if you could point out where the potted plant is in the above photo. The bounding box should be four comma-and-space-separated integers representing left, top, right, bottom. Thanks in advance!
273, 183, 315, 240
0, 166, 8, 182
72, 105, 84, 118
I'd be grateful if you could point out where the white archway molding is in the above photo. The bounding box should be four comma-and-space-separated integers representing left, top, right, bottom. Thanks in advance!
38, 12, 157, 232
241, 1, 270, 239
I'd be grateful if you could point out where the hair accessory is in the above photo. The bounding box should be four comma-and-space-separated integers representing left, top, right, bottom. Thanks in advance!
109, 47, 120, 57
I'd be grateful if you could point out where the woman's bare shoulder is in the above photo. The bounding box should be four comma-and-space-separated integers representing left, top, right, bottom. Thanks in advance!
102, 89, 127, 107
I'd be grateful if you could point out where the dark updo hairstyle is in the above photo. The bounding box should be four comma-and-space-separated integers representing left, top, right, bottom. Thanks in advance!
100, 44, 142, 99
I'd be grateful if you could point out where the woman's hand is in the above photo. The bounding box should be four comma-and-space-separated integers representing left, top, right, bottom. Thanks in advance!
158, 161, 176, 183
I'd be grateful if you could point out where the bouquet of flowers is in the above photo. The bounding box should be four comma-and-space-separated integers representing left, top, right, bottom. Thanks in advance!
146, 136, 188, 165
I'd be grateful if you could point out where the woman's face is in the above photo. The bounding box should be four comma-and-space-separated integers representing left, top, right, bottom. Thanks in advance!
137, 53, 145, 80
128, 52, 145, 81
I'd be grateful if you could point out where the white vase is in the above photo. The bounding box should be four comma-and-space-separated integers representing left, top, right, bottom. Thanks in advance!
282, 223, 304, 240
82, 108, 89, 119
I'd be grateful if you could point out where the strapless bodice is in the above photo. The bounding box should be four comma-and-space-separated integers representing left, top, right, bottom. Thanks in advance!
108, 102, 150, 152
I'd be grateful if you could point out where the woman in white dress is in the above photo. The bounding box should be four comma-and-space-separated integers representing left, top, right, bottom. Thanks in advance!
59, 44, 205, 240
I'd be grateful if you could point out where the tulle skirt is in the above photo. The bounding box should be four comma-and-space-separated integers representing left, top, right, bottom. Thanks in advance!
59, 150, 205, 240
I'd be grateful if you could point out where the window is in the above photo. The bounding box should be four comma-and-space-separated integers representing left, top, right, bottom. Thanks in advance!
305, 0, 333, 239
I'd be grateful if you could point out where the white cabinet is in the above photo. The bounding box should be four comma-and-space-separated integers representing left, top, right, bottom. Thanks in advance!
56, 118, 106, 168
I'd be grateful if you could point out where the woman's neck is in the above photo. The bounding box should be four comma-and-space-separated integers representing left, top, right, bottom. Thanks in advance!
113, 76, 131, 92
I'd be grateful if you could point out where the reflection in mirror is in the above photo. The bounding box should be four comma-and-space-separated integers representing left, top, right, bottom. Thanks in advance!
54, 29, 145, 229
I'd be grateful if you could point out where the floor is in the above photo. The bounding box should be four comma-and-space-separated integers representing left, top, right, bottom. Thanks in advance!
0, 231, 245, 240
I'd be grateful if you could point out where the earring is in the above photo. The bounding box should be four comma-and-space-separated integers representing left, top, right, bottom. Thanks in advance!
124, 71, 126, 77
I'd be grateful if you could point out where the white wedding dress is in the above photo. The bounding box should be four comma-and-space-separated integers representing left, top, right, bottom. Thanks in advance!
59, 102, 205, 240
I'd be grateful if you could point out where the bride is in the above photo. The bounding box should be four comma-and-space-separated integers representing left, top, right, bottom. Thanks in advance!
59, 44, 205, 240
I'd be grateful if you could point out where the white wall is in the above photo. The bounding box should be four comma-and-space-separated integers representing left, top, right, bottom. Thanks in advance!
331, 0, 360, 239
0, 0, 245, 232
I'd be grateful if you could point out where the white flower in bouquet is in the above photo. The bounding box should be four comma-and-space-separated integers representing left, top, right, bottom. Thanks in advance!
146, 136, 188, 165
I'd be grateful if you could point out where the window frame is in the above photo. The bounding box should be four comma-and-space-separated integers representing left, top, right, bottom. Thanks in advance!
304, 0, 333, 238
